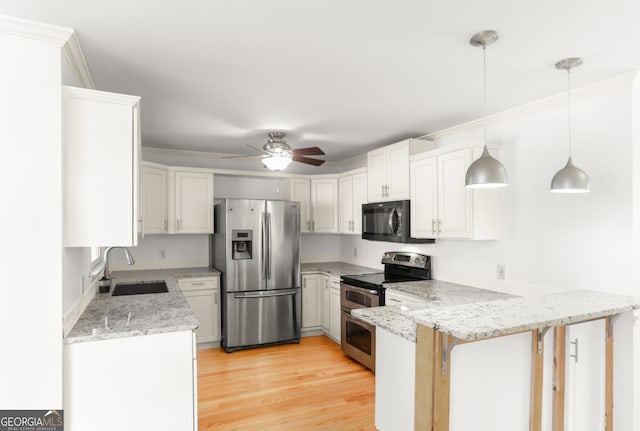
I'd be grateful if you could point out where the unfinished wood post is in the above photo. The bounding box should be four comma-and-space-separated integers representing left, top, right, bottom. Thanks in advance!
530, 329, 544, 431
415, 324, 436, 431
552, 326, 566, 431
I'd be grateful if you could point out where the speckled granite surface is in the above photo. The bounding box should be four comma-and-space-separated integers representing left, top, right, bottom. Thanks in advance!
354, 285, 640, 343
301, 262, 379, 277
65, 267, 220, 344
411, 289, 640, 341
353, 281, 515, 342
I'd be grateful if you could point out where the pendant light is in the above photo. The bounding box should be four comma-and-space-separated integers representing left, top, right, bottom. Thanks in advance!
550, 58, 590, 193
465, 30, 508, 189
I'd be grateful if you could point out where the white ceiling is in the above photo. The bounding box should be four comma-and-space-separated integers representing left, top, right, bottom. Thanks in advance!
2, 0, 640, 172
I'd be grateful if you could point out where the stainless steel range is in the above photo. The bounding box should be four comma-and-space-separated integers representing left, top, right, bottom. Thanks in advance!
340, 251, 431, 371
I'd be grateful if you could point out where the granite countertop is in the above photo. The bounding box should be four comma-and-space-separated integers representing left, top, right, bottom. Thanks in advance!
65, 267, 220, 344
353, 280, 515, 342
354, 282, 640, 343
300, 262, 379, 277
411, 289, 640, 341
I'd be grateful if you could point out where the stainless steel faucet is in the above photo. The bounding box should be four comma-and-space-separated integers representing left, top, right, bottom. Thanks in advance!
102, 246, 136, 282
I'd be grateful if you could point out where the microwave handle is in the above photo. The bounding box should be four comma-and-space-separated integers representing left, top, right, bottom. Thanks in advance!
389, 208, 400, 235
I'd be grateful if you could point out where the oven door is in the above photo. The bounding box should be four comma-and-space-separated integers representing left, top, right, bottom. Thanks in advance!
341, 310, 376, 372
341, 284, 380, 310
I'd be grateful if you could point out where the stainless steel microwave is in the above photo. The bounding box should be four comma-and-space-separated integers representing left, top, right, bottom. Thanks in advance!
361, 200, 434, 243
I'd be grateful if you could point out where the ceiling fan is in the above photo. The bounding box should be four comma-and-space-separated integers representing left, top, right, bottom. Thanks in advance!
226, 131, 326, 170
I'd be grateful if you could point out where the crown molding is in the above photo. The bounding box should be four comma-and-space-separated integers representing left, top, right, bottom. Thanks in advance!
62, 32, 95, 89
0, 15, 95, 89
419, 70, 639, 141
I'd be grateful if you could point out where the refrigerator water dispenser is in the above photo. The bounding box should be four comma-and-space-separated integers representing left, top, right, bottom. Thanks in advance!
231, 230, 253, 260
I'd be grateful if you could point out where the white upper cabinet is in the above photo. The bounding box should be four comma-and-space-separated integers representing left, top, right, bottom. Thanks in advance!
141, 162, 168, 235
63, 86, 141, 247
288, 178, 311, 233
367, 138, 433, 202
310, 178, 339, 233
339, 170, 367, 234
410, 144, 502, 240
288, 177, 338, 233
169, 168, 214, 234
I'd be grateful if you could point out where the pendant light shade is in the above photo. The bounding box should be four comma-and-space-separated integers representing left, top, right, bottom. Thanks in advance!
465, 30, 508, 189
465, 146, 509, 188
550, 157, 590, 193
550, 57, 590, 193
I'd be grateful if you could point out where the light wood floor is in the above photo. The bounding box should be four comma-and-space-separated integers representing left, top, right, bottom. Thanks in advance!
197, 335, 376, 430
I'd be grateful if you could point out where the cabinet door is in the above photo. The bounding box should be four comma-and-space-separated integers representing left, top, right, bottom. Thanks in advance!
339, 176, 354, 233
173, 170, 214, 234
311, 178, 338, 233
302, 275, 322, 328
141, 165, 168, 234
565, 320, 605, 431
329, 287, 341, 342
367, 148, 388, 201
386, 141, 411, 200
437, 148, 472, 238
352, 172, 368, 235
410, 156, 438, 238
289, 178, 311, 233
63, 87, 140, 247
179, 277, 221, 344
182, 289, 217, 343
321, 278, 331, 330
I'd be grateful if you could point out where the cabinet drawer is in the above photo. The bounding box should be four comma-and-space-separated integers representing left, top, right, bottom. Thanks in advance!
178, 277, 219, 292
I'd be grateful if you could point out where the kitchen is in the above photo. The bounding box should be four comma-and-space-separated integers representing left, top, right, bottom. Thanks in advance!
1, 2, 640, 431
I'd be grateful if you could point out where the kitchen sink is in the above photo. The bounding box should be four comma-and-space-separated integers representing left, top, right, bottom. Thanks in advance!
112, 281, 168, 296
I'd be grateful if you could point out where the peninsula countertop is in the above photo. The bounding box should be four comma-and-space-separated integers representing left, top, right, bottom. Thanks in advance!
300, 261, 379, 277
353, 281, 640, 343
65, 267, 220, 344
353, 280, 515, 342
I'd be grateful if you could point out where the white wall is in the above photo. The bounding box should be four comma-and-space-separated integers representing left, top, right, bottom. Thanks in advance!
343, 85, 635, 297
0, 29, 64, 409
111, 234, 210, 270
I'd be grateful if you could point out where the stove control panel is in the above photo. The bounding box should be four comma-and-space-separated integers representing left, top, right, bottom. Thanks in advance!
381, 251, 430, 269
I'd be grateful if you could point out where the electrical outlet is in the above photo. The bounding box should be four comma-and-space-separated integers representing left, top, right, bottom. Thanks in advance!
497, 264, 505, 280
160, 249, 167, 260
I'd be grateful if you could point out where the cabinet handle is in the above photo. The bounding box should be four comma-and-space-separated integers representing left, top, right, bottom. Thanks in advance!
381, 184, 385, 197
437, 219, 442, 233
570, 339, 579, 363
190, 282, 206, 286
214, 292, 218, 305
164, 220, 168, 231
432, 219, 436, 235
311, 220, 315, 232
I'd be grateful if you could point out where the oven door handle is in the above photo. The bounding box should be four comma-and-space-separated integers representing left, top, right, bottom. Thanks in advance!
342, 285, 380, 296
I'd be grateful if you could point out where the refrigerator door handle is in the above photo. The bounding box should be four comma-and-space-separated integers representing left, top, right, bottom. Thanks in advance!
233, 290, 296, 299
261, 212, 267, 282
266, 212, 272, 280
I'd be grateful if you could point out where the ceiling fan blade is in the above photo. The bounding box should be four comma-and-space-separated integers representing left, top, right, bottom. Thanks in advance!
292, 155, 325, 166
247, 143, 269, 154
220, 154, 261, 159
292, 146, 325, 156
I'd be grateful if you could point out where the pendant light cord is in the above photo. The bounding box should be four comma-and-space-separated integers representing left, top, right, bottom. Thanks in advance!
567, 67, 572, 158
483, 45, 488, 146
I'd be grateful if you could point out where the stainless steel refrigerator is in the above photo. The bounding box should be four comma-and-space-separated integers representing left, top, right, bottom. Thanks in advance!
210, 198, 301, 352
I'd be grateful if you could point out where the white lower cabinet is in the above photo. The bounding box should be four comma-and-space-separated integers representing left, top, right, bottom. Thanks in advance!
302, 274, 324, 329
302, 274, 341, 343
564, 319, 606, 431
328, 278, 341, 343
64, 330, 197, 431
178, 276, 220, 345
375, 328, 415, 431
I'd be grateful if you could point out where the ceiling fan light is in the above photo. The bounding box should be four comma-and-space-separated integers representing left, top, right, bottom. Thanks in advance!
465, 145, 508, 188
262, 154, 292, 171
550, 157, 590, 193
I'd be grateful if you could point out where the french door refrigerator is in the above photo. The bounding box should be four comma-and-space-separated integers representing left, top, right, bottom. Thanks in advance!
210, 198, 301, 352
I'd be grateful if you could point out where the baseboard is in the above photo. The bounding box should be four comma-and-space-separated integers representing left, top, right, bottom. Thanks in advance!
197, 341, 220, 350
63, 279, 97, 337
302, 328, 324, 337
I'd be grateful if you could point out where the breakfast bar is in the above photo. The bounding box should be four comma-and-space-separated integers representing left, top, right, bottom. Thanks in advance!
355, 288, 639, 431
